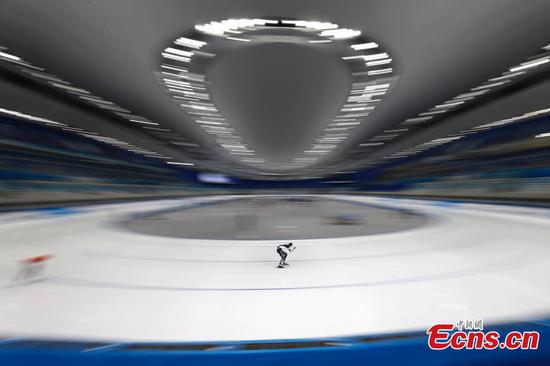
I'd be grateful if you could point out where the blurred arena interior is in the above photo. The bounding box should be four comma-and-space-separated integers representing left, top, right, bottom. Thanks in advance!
1, 1, 550, 365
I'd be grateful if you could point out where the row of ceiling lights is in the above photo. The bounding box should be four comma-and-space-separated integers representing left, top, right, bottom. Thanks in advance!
295, 79, 394, 168
0, 46, 195, 166
357, 41, 550, 162
290, 38, 396, 174
194, 19, 361, 40
383, 106, 550, 160
160, 34, 258, 166
0, 106, 180, 163
160, 18, 397, 174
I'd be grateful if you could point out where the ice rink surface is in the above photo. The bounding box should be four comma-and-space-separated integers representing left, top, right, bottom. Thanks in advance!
0, 195, 550, 342
123, 196, 427, 239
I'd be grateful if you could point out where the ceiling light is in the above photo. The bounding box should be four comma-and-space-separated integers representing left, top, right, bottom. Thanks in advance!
79, 95, 113, 104
301, 21, 339, 30
308, 40, 332, 43
351, 42, 378, 50
0, 50, 20, 61
364, 83, 390, 91
452, 91, 489, 102
26, 71, 65, 83
50, 82, 90, 94
335, 121, 360, 126
367, 68, 393, 75
366, 58, 392, 67
161, 53, 190, 63
166, 161, 194, 166
196, 120, 222, 125
434, 100, 465, 109
419, 110, 447, 116
143, 126, 171, 131
342, 55, 365, 60
404, 116, 432, 123
360, 142, 384, 146
305, 150, 330, 154
129, 119, 159, 125
226, 36, 250, 42
470, 80, 510, 91
361, 53, 389, 62
165, 47, 194, 58
320, 28, 361, 39
509, 57, 550, 72
175, 37, 207, 49
488, 71, 525, 82
242, 158, 265, 163
384, 128, 408, 133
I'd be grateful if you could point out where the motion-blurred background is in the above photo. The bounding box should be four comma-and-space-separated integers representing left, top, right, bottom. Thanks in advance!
1, 0, 550, 207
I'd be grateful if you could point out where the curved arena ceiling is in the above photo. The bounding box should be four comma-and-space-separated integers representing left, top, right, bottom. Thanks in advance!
1, 0, 550, 180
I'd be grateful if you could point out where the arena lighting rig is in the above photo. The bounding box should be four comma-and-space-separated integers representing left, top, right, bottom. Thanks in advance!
158, 18, 398, 173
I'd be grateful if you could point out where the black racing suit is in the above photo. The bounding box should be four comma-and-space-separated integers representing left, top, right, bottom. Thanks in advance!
277, 244, 292, 266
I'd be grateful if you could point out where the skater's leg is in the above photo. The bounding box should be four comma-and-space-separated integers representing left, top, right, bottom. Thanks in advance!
277, 249, 287, 267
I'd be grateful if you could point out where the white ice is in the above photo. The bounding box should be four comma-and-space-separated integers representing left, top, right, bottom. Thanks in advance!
0, 195, 549, 342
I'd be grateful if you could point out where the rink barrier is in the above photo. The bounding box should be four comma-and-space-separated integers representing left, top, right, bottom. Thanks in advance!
357, 194, 550, 220
122, 196, 237, 221
0, 320, 548, 365
0, 195, 234, 229
4, 194, 550, 227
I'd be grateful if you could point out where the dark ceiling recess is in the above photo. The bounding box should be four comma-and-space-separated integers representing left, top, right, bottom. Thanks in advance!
208, 42, 350, 163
